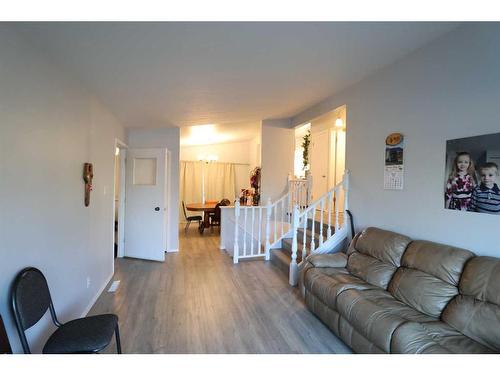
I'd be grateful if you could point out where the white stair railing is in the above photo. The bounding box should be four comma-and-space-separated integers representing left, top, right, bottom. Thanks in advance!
287, 173, 312, 210
225, 171, 348, 268
231, 192, 293, 264
289, 170, 350, 285
232, 202, 267, 263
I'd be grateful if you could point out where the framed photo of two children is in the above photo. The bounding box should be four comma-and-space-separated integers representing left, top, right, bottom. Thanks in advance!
444, 132, 500, 215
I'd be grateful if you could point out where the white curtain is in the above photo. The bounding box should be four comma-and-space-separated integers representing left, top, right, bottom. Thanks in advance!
179, 161, 236, 222
179, 161, 203, 222
205, 162, 236, 202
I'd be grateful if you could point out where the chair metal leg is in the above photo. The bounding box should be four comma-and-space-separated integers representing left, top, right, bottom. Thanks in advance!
115, 325, 122, 354
185, 221, 190, 234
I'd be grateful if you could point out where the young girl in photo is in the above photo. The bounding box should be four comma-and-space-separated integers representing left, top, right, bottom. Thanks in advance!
445, 152, 477, 211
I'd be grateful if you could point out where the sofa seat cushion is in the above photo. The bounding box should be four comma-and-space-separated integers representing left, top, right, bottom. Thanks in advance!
338, 315, 386, 353
391, 321, 494, 354
336, 288, 436, 353
303, 267, 378, 310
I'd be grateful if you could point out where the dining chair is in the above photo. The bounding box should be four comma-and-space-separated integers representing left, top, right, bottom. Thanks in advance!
182, 201, 202, 234
210, 199, 229, 232
220, 198, 231, 206
11, 267, 121, 354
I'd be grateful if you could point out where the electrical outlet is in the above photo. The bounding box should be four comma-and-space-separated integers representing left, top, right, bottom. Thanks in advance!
86, 277, 91, 289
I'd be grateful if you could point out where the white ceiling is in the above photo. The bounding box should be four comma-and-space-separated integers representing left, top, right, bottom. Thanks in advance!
13, 22, 459, 128
180, 121, 261, 146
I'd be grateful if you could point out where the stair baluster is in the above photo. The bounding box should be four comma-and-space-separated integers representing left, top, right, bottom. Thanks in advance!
319, 199, 324, 247
327, 191, 332, 238
289, 204, 300, 286
310, 205, 315, 252
233, 200, 240, 264
302, 212, 307, 260
264, 197, 272, 260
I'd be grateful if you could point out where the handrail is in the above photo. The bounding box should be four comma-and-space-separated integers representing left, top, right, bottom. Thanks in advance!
232, 190, 292, 264
287, 173, 312, 210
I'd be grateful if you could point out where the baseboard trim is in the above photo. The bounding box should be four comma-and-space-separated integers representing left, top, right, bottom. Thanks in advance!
81, 273, 113, 318
166, 248, 179, 253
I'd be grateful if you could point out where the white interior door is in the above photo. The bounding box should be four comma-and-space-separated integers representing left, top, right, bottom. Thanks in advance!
124, 148, 167, 261
310, 130, 329, 201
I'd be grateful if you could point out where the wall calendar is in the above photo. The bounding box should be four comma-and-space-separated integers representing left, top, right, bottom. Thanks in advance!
384, 133, 404, 190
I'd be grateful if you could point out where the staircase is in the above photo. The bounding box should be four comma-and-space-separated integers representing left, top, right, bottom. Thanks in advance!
270, 219, 333, 275
220, 170, 351, 286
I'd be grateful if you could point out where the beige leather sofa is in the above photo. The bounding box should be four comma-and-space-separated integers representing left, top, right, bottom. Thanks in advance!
300, 227, 500, 353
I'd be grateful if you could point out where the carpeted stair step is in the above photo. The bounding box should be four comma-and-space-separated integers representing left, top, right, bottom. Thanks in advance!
269, 248, 291, 277
306, 218, 335, 236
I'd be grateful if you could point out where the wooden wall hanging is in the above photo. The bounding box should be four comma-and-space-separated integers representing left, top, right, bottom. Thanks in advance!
83, 163, 94, 207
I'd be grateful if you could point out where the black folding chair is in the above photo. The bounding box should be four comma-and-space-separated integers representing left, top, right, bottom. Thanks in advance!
11, 267, 122, 354
182, 201, 203, 234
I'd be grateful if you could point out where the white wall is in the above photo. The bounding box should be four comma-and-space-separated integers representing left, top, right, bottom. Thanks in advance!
127, 128, 180, 252
261, 119, 294, 201
0, 27, 126, 353
291, 23, 500, 257
248, 131, 262, 169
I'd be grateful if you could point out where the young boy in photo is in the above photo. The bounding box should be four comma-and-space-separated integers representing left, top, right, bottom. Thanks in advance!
470, 162, 500, 214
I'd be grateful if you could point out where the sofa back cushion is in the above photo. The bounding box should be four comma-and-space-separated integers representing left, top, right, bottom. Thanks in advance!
347, 227, 411, 289
388, 240, 474, 318
442, 256, 500, 352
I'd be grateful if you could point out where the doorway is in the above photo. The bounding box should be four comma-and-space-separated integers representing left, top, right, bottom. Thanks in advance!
113, 140, 127, 259
310, 129, 329, 200
308, 105, 347, 201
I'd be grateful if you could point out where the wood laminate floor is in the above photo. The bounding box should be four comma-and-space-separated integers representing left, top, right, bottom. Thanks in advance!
89, 226, 351, 354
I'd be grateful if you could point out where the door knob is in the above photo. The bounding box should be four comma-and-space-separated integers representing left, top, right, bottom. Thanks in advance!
154, 207, 160, 211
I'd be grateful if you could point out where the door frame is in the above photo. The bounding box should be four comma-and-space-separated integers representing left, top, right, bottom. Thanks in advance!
113, 138, 128, 259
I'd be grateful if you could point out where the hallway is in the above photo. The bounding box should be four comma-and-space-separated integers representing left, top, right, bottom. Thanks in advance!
89, 227, 351, 353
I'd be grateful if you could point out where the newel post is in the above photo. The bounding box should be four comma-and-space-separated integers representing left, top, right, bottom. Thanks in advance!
233, 200, 240, 264
264, 197, 272, 261
306, 173, 313, 206
289, 204, 300, 286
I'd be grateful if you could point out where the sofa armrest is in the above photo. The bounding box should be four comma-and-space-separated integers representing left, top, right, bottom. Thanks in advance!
299, 252, 348, 297
306, 252, 348, 268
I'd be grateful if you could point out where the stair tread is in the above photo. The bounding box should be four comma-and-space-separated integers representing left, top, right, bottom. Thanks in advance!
271, 248, 290, 263
297, 228, 331, 240
282, 230, 333, 253
273, 247, 307, 263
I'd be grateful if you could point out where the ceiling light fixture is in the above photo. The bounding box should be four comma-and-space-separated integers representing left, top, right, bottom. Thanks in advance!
198, 154, 219, 163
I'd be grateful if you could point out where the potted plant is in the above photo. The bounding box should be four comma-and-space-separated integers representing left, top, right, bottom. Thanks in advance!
250, 167, 261, 205
302, 130, 311, 175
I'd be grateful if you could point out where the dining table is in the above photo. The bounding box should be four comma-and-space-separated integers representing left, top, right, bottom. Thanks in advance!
185, 201, 218, 234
